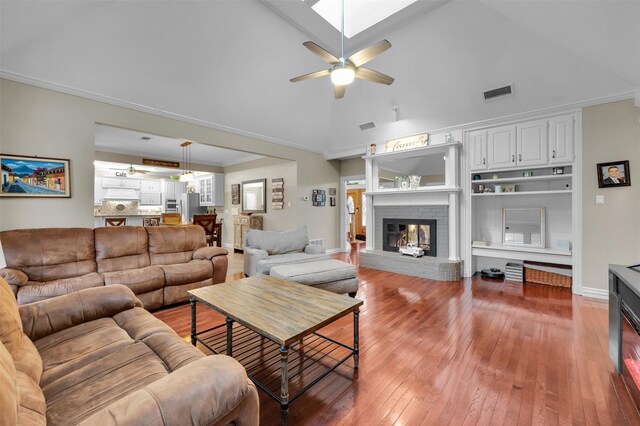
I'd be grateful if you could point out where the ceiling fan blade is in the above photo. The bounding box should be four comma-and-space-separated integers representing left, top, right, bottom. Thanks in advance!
290, 69, 331, 83
334, 84, 346, 99
355, 67, 395, 85
348, 40, 391, 67
303, 41, 339, 64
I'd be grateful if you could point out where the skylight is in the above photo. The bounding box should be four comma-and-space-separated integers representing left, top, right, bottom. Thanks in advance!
311, 0, 418, 38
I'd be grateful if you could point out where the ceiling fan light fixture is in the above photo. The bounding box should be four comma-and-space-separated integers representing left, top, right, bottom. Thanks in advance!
331, 65, 355, 86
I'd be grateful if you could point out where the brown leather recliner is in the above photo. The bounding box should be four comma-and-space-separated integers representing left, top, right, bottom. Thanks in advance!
0, 276, 259, 425
0, 226, 228, 308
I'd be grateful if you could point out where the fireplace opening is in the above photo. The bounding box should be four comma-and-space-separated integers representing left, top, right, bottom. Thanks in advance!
383, 218, 437, 257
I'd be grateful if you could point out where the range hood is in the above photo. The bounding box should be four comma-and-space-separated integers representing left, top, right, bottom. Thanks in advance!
103, 188, 139, 200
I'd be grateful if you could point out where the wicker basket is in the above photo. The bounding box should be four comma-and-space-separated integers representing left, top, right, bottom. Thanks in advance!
524, 262, 572, 288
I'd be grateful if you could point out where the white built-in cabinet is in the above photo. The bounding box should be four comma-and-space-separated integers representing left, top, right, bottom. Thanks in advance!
140, 180, 161, 192
162, 180, 185, 200
101, 178, 141, 189
468, 116, 574, 171
139, 192, 161, 205
196, 173, 224, 206
94, 179, 105, 205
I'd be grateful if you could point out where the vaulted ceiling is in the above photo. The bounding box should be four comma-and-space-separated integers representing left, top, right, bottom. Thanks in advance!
1, 0, 638, 158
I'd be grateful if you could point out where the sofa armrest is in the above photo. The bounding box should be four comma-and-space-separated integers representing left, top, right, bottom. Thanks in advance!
19, 284, 143, 341
0, 268, 28, 286
193, 246, 228, 260
304, 244, 326, 254
77, 356, 259, 426
243, 247, 269, 277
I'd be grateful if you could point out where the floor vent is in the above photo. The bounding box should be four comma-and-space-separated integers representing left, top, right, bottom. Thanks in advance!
359, 121, 376, 131
483, 84, 513, 101
309, 238, 324, 247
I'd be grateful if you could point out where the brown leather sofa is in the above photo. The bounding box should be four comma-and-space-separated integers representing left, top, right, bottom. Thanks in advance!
0, 276, 259, 425
0, 226, 228, 309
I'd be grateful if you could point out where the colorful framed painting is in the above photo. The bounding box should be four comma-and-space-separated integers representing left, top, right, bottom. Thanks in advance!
1, 154, 71, 198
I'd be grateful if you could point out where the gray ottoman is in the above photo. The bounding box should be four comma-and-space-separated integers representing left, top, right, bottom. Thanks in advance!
270, 259, 359, 297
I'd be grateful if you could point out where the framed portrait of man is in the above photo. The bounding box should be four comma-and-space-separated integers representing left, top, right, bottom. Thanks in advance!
597, 160, 630, 188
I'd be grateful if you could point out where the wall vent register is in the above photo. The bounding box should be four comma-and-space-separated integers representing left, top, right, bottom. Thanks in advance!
483, 84, 513, 101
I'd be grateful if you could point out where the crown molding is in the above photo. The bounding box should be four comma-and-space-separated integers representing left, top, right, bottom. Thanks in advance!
325, 90, 636, 160
0, 70, 326, 155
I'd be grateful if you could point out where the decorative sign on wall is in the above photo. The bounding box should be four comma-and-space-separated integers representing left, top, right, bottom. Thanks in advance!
329, 188, 336, 207
383, 133, 429, 153
312, 189, 326, 206
272, 178, 284, 210
231, 184, 240, 205
142, 158, 180, 168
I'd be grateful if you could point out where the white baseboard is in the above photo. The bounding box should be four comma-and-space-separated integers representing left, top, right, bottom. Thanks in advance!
326, 248, 342, 254
581, 286, 608, 300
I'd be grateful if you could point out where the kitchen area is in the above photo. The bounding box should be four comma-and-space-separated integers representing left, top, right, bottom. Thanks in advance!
93, 161, 224, 228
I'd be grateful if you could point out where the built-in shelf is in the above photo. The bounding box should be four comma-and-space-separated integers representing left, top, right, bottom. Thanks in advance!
363, 141, 460, 160
471, 189, 572, 197
472, 243, 572, 265
366, 186, 461, 196
471, 174, 572, 184
470, 162, 573, 175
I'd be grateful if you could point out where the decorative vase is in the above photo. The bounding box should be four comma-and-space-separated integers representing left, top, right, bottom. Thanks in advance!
408, 175, 421, 190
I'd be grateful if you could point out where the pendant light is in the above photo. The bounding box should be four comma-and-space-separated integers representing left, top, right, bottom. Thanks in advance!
179, 141, 194, 182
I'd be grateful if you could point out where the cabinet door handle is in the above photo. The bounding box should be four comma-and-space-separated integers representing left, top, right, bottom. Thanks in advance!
482, 158, 485, 165
512, 155, 515, 162
552, 150, 556, 158
518, 154, 522, 162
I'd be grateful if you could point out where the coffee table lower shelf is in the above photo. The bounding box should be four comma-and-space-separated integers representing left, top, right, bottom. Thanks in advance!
193, 322, 357, 412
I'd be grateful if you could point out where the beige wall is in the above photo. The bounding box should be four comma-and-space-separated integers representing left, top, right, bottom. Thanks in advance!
221, 157, 297, 246
582, 99, 640, 290
95, 150, 224, 174
340, 158, 365, 177
0, 79, 341, 248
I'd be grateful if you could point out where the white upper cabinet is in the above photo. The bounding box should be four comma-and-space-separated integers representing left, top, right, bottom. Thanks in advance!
121, 179, 141, 189
487, 125, 516, 169
468, 130, 488, 171
139, 192, 161, 205
162, 180, 185, 200
548, 115, 574, 164
140, 180, 160, 192
516, 119, 548, 167
197, 173, 224, 206
101, 177, 122, 188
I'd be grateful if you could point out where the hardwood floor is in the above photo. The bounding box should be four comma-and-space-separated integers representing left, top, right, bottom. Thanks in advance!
154, 252, 637, 425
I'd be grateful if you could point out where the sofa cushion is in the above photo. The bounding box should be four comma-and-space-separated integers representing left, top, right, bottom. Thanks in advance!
256, 252, 331, 275
245, 226, 309, 255
95, 226, 151, 273
0, 228, 96, 281
147, 225, 206, 265
16, 370, 46, 419
270, 259, 357, 285
17, 273, 104, 305
43, 342, 169, 425
13, 337, 43, 385
36, 318, 133, 388
102, 266, 165, 294
0, 276, 23, 356
0, 268, 28, 286
0, 343, 17, 425
158, 260, 212, 286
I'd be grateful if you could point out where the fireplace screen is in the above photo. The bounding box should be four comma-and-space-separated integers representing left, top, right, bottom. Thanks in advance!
383, 219, 436, 257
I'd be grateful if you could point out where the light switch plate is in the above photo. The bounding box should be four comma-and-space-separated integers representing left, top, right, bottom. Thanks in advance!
596, 195, 605, 205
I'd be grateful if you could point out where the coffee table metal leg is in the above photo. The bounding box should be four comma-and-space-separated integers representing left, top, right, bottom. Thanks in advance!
280, 345, 289, 421
226, 317, 233, 356
190, 298, 196, 346
354, 308, 360, 368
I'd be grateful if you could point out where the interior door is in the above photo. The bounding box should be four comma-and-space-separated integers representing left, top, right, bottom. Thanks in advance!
347, 188, 366, 239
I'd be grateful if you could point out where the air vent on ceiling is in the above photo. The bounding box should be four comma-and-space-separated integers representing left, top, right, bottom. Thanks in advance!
359, 121, 376, 131
483, 84, 513, 101
140, 136, 152, 141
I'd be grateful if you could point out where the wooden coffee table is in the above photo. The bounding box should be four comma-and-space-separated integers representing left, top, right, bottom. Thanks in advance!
189, 275, 363, 420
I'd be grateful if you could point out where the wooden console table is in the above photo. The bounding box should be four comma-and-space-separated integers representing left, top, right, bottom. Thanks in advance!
233, 214, 262, 252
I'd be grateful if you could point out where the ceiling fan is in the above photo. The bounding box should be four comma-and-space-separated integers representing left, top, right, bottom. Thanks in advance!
290, 0, 394, 99
109, 165, 150, 175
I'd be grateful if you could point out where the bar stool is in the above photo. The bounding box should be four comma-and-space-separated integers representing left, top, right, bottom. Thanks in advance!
105, 217, 126, 226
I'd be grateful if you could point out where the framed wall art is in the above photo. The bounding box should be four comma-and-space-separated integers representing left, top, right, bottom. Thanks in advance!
597, 160, 630, 188
1, 154, 71, 198
231, 183, 241, 204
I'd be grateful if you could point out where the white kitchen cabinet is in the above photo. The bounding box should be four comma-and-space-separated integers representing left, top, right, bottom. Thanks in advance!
548, 114, 574, 164
121, 179, 141, 189
94, 178, 105, 205
139, 192, 161, 205
140, 180, 161, 192
101, 177, 122, 188
516, 119, 548, 167
197, 173, 224, 206
468, 130, 488, 171
162, 180, 185, 200
487, 125, 516, 169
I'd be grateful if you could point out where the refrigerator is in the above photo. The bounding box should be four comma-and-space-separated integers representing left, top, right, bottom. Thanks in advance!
180, 193, 207, 223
